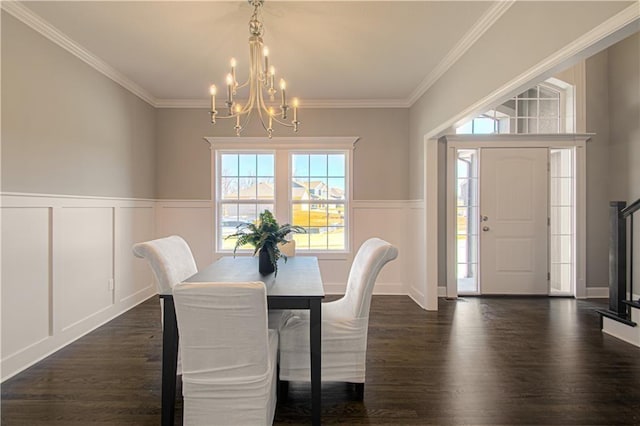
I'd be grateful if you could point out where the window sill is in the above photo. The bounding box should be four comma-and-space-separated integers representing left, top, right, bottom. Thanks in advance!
215, 250, 350, 261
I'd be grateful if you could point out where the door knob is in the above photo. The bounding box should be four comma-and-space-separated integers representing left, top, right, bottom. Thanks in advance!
482, 226, 490, 232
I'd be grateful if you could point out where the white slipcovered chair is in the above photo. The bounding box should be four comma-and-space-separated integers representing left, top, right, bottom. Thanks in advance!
278, 237, 398, 400
132, 235, 197, 423
132, 235, 198, 296
132, 235, 287, 330
132, 235, 198, 336
278, 239, 296, 257
132, 235, 197, 368
173, 281, 278, 426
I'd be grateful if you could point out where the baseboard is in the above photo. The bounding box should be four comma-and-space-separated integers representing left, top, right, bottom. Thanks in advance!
1, 289, 156, 382
438, 285, 611, 299
407, 285, 426, 310
323, 282, 405, 295
586, 287, 609, 298
602, 316, 640, 348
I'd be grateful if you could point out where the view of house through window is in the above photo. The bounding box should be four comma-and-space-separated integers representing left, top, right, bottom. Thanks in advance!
218, 153, 275, 250
216, 150, 348, 252
291, 154, 346, 250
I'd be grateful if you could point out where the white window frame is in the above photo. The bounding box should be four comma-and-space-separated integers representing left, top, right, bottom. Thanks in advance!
206, 136, 357, 258
215, 150, 277, 252
289, 150, 349, 252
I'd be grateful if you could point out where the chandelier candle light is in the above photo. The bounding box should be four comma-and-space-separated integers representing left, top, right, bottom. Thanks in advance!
209, 0, 300, 138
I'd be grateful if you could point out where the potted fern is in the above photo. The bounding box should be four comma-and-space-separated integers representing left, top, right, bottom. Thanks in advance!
226, 210, 305, 275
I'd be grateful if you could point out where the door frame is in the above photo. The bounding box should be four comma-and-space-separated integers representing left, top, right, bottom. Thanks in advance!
442, 134, 591, 298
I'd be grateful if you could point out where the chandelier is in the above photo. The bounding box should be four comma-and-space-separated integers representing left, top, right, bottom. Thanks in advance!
209, 0, 300, 138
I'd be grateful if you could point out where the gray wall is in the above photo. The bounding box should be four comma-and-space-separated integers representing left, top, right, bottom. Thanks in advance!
607, 32, 640, 202
607, 32, 640, 291
156, 107, 409, 200
1, 12, 156, 198
408, 0, 633, 200
585, 50, 612, 287
583, 32, 639, 287
406, 0, 633, 290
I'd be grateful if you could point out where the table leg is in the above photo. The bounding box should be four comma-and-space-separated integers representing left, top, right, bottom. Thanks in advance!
309, 298, 322, 426
161, 296, 179, 426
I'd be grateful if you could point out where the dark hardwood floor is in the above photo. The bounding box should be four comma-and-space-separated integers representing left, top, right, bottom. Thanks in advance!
3, 296, 640, 425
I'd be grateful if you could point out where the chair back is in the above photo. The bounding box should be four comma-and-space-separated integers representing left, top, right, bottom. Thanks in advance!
173, 282, 271, 380
342, 238, 398, 319
278, 239, 296, 257
132, 235, 197, 295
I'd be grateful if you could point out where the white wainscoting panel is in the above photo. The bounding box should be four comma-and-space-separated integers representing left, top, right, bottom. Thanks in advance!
317, 258, 352, 294
406, 201, 428, 308
115, 206, 155, 304
1, 194, 157, 382
56, 207, 115, 331
350, 201, 408, 295
1, 207, 51, 362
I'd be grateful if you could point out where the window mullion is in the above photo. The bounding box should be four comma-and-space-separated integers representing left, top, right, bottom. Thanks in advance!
274, 150, 289, 225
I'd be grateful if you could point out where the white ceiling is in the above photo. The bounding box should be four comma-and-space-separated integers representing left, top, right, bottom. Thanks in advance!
15, 1, 501, 107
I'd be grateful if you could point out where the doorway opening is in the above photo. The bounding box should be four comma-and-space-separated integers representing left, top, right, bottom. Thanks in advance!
446, 136, 587, 297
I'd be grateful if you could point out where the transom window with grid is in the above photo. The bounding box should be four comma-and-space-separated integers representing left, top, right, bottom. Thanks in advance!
456, 81, 569, 135
214, 144, 350, 253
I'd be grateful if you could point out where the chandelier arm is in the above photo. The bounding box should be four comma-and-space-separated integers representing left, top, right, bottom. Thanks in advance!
212, 115, 236, 121
257, 87, 271, 115
236, 80, 250, 90
255, 102, 271, 133
270, 116, 295, 128
244, 90, 256, 114
240, 107, 255, 131
257, 85, 293, 128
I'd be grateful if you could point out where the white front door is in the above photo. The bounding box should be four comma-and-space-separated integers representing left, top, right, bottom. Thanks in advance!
480, 148, 548, 294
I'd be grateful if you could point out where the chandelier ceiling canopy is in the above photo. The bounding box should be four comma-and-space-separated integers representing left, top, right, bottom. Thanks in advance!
209, 0, 300, 138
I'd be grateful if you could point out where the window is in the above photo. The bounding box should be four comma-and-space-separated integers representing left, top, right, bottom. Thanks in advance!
218, 153, 275, 250
456, 110, 510, 135
456, 80, 570, 135
456, 149, 479, 293
291, 153, 347, 250
212, 139, 353, 253
549, 148, 575, 295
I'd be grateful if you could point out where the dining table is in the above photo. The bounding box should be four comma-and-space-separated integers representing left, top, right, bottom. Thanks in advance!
159, 255, 325, 426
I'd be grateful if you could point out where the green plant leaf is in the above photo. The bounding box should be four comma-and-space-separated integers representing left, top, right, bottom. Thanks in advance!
224, 210, 307, 271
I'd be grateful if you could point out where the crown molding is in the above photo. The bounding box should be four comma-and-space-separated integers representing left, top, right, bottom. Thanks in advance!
407, 0, 515, 107
1, 0, 158, 107
298, 99, 411, 109
204, 136, 359, 150
4, 0, 635, 114
423, 2, 640, 141
155, 98, 410, 109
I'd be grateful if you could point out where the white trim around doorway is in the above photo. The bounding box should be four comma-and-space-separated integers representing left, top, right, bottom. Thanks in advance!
442, 134, 591, 299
